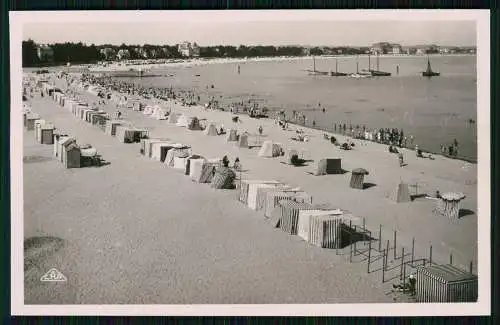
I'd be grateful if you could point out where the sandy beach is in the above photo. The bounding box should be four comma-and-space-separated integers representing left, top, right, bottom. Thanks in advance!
23, 73, 477, 304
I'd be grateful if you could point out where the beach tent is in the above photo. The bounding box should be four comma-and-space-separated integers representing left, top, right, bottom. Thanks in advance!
115, 126, 148, 144
310, 158, 343, 176
105, 120, 125, 136
151, 106, 167, 120
279, 200, 314, 235
164, 146, 192, 166
187, 117, 203, 130
173, 153, 190, 170
350, 168, 369, 189
237, 132, 249, 148
64, 143, 81, 169
389, 181, 411, 203
435, 192, 466, 222
264, 189, 312, 219
79, 145, 99, 167
191, 159, 220, 183
308, 214, 346, 249
258, 140, 283, 158
150, 141, 176, 161
247, 182, 289, 211
254, 185, 297, 212
167, 113, 178, 124
210, 167, 236, 189
239, 180, 282, 205
415, 264, 477, 302
226, 129, 238, 142
141, 138, 170, 157
297, 209, 343, 242
184, 155, 205, 175
40, 125, 55, 145
176, 114, 189, 127
204, 123, 218, 136
188, 158, 207, 180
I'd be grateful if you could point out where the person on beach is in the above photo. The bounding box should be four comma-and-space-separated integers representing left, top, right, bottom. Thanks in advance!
258, 125, 263, 135
399, 152, 404, 167
233, 157, 242, 171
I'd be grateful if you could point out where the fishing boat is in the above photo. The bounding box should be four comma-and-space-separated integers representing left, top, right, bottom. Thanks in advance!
369, 53, 391, 76
422, 56, 440, 77
306, 56, 328, 75
329, 58, 348, 76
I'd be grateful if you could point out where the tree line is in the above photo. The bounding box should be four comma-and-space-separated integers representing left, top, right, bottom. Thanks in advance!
22, 40, 372, 67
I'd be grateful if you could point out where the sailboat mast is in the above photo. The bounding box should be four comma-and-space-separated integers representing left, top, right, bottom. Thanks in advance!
368, 54, 371, 71
313, 56, 316, 72
356, 61, 359, 74
377, 53, 380, 71
336, 59, 338, 73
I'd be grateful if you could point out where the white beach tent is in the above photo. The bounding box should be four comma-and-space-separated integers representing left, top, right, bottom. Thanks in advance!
176, 114, 189, 127
247, 182, 289, 211
258, 140, 283, 158
297, 209, 343, 242
168, 113, 178, 124
150, 141, 174, 161
226, 129, 238, 142
204, 123, 218, 136
389, 181, 411, 203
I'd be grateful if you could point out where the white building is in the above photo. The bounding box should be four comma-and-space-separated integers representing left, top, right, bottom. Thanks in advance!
178, 42, 201, 57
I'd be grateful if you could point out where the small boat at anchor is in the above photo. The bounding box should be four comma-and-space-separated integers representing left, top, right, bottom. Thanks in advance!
422, 56, 440, 77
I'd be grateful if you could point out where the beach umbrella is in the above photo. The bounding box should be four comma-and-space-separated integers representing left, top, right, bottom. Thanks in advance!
350, 168, 369, 189
352, 168, 369, 175
436, 192, 466, 222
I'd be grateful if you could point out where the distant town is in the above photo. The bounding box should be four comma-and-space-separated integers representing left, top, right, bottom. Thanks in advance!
23, 40, 477, 67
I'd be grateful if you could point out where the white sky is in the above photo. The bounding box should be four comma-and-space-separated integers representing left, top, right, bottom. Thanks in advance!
21, 11, 477, 47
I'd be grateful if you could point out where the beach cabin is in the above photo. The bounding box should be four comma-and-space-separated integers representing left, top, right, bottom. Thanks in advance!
247, 182, 289, 211
279, 200, 314, 235
311, 158, 343, 176
25, 113, 41, 131
58, 137, 76, 163
63, 143, 81, 169
298, 209, 341, 242
173, 153, 190, 170
79, 145, 99, 167
258, 140, 283, 158
150, 141, 175, 161
253, 184, 295, 212
140, 138, 169, 157
264, 190, 312, 219
184, 155, 205, 175
40, 125, 55, 145
239, 180, 282, 205
415, 264, 477, 303
115, 126, 149, 144
34, 119, 46, 142
164, 145, 192, 166
105, 120, 124, 136
190, 159, 220, 183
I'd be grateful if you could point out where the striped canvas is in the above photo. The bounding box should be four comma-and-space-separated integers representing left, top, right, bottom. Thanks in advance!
189, 159, 206, 181
248, 183, 287, 211
255, 185, 293, 212
264, 190, 313, 218
199, 163, 216, 183
279, 201, 314, 235
308, 215, 343, 248
239, 180, 281, 204
416, 264, 478, 303
298, 209, 343, 241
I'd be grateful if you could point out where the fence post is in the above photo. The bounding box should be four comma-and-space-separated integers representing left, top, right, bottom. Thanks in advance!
382, 249, 386, 283
378, 224, 382, 251
411, 237, 415, 267
363, 218, 366, 244
393, 230, 397, 259
429, 245, 433, 265
469, 261, 473, 274
349, 236, 353, 263
400, 247, 405, 281
367, 240, 372, 273
385, 240, 390, 271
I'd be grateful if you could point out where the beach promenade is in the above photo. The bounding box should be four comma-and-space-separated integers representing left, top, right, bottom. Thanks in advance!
23, 74, 478, 304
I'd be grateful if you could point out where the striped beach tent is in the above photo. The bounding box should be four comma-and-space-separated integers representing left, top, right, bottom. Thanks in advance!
254, 185, 297, 212
226, 129, 238, 142
279, 200, 314, 235
164, 146, 192, 166
204, 123, 218, 136
198, 159, 221, 183
258, 140, 283, 158
105, 120, 124, 136
184, 155, 204, 175
188, 158, 207, 180
308, 214, 344, 249
210, 167, 236, 189
150, 141, 175, 161
239, 180, 282, 205
237, 132, 249, 148
415, 264, 477, 303
247, 182, 289, 211
297, 209, 343, 242
264, 190, 312, 219
141, 138, 169, 157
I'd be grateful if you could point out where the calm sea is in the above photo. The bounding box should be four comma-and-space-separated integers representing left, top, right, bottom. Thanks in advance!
122, 55, 478, 161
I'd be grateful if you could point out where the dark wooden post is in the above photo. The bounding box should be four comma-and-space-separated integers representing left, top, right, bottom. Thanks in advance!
429, 245, 433, 265
378, 224, 382, 251
393, 230, 397, 259
385, 240, 390, 271
449, 254, 453, 265
363, 217, 366, 244
400, 247, 405, 280
367, 240, 372, 273
382, 249, 386, 283
411, 237, 415, 267
349, 236, 353, 263
469, 261, 473, 274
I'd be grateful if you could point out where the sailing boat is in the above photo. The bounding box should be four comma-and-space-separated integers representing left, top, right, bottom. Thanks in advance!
329, 58, 348, 76
350, 57, 371, 78
422, 56, 440, 77
369, 53, 391, 76
306, 56, 328, 75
